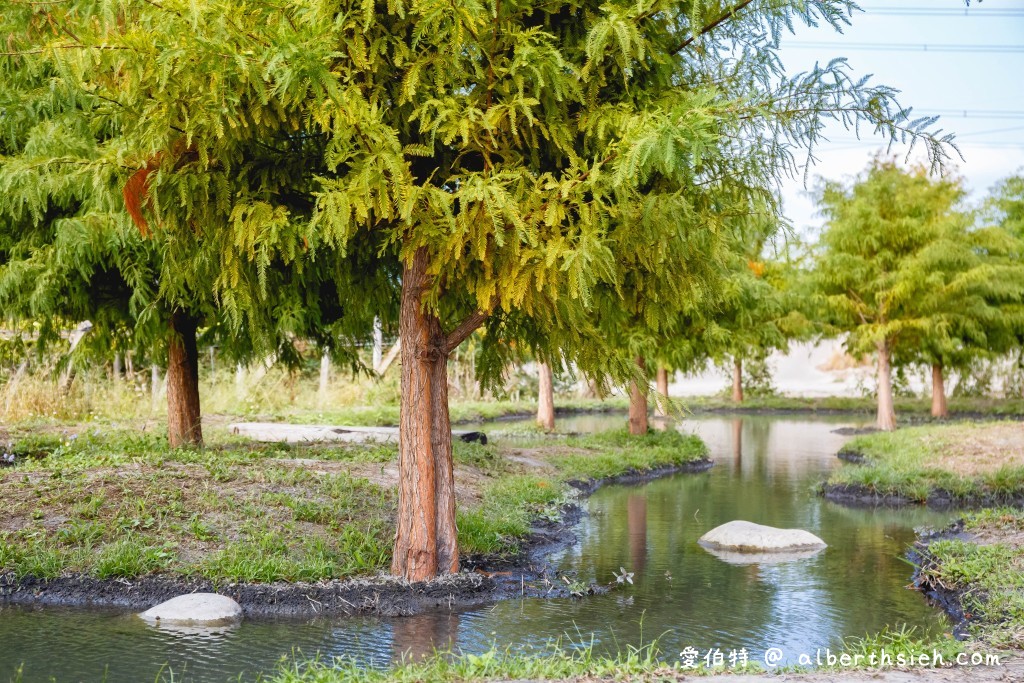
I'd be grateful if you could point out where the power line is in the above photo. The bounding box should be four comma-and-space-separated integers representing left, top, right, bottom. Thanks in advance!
787, 41, 1024, 54
824, 138, 1024, 150
920, 109, 1024, 121
861, 7, 1024, 18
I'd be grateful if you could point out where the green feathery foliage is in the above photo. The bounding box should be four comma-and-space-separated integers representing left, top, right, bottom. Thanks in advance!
0, 7, 401, 377
1, 0, 959, 389
813, 157, 1024, 375
987, 172, 1024, 242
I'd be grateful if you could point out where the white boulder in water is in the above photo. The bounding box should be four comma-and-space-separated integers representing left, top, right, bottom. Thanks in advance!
698, 520, 826, 553
139, 593, 242, 625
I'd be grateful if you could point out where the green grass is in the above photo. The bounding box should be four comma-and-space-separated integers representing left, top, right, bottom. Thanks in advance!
244, 625, 971, 683
248, 640, 764, 683
457, 476, 564, 555
839, 625, 965, 667
825, 422, 1024, 504
0, 425, 710, 582
918, 508, 1024, 648
0, 428, 398, 582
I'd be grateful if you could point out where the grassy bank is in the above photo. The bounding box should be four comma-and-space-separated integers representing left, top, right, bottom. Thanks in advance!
824, 422, 1024, 505
916, 508, 1024, 649
680, 395, 1024, 418
243, 625, 973, 683
260, 643, 726, 683
0, 427, 707, 583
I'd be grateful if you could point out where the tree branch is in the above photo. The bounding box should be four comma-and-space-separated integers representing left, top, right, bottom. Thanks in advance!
445, 306, 492, 354
672, 0, 756, 54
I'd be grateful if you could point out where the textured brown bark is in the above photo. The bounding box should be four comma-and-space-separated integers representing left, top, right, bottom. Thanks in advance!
430, 347, 458, 576
166, 311, 203, 447
318, 353, 331, 407
931, 364, 948, 419
654, 366, 669, 418
536, 362, 555, 431
876, 339, 897, 431
628, 356, 648, 435
392, 249, 472, 581
731, 358, 744, 403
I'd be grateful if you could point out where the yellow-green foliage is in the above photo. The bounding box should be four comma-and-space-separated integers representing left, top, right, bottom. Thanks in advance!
813, 158, 1024, 369
1, 0, 956, 391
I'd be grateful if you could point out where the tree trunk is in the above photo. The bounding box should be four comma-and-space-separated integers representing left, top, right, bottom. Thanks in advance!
876, 339, 897, 431
235, 363, 246, 401
536, 362, 555, 431
628, 355, 648, 435
59, 321, 92, 396
372, 316, 384, 370
113, 353, 123, 381
392, 249, 459, 581
318, 353, 331, 406
732, 358, 744, 403
654, 366, 669, 418
166, 311, 203, 447
931, 363, 948, 419
151, 364, 162, 412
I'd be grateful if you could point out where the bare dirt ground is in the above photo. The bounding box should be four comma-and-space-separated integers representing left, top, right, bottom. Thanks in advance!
926, 423, 1024, 477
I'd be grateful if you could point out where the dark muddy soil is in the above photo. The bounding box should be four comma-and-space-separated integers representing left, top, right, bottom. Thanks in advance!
822, 483, 1024, 510
907, 520, 977, 638
835, 447, 870, 463
0, 460, 712, 618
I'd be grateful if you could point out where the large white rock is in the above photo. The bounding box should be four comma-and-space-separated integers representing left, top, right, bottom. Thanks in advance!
698, 520, 827, 553
139, 593, 243, 625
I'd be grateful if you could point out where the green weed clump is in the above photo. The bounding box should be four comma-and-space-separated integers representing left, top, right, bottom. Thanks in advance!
840, 625, 964, 667
915, 508, 1024, 648
251, 641, 699, 683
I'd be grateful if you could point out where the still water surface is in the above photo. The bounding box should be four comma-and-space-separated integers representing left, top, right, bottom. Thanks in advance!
2, 415, 954, 682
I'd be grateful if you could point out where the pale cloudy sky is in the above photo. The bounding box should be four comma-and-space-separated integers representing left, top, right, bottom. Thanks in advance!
771, 1, 1024, 237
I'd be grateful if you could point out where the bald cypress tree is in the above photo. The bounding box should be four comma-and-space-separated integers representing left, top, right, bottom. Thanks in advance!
0, 36, 396, 446
4, 1, 956, 579
812, 159, 1024, 429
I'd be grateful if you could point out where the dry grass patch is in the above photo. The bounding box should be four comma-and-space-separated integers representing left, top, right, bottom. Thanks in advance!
926, 423, 1024, 477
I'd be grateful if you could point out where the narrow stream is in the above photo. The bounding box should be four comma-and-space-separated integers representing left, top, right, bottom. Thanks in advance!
1, 415, 954, 682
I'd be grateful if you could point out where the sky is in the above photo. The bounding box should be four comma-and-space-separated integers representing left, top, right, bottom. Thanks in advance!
770, 1, 1024, 237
